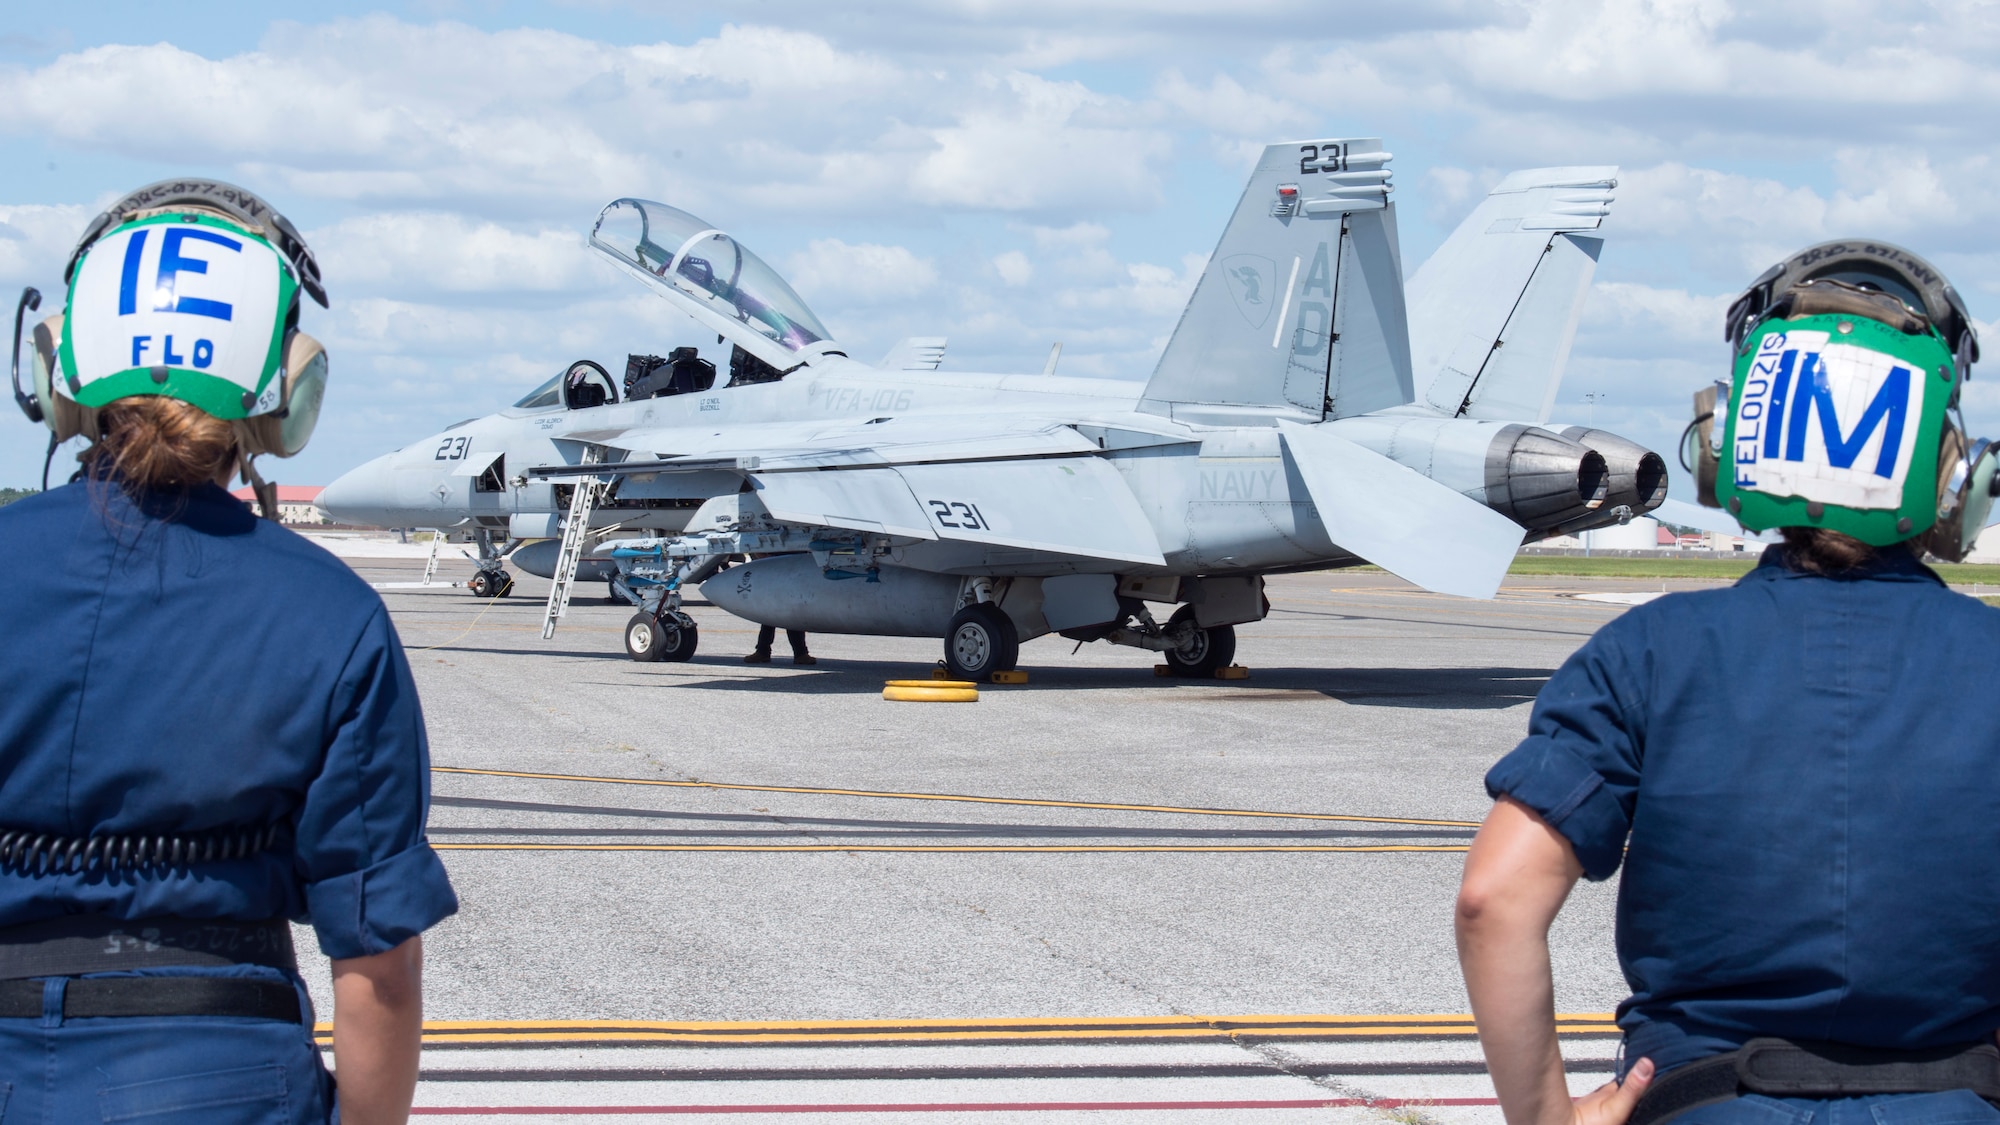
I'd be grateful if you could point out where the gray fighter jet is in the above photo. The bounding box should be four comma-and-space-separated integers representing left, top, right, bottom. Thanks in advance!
319, 139, 1663, 677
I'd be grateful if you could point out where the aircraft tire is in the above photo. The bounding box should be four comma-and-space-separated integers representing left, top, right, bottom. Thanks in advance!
1162, 606, 1235, 678
467, 571, 493, 598
624, 613, 666, 662
494, 572, 514, 598
658, 617, 699, 662
944, 604, 1018, 680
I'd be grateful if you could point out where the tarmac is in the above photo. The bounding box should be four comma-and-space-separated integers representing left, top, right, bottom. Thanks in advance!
297, 549, 1724, 1122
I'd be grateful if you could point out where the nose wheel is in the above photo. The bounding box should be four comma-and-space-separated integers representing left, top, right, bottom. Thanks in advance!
625, 612, 699, 662
467, 569, 513, 598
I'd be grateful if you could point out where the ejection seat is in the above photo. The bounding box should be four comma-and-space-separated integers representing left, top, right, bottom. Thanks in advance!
562, 360, 618, 410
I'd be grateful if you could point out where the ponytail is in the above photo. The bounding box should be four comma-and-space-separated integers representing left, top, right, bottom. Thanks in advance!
85, 397, 239, 495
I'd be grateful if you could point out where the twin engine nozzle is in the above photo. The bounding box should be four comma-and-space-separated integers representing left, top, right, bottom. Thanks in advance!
1327, 415, 1667, 539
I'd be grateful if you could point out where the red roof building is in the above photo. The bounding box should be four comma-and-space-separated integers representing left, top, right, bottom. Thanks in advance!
229, 486, 329, 525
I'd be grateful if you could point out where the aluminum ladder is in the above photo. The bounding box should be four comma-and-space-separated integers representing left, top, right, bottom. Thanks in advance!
541, 447, 609, 639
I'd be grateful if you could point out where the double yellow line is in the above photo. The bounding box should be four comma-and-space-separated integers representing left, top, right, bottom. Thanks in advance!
316, 1012, 1617, 1047
431, 766, 1479, 828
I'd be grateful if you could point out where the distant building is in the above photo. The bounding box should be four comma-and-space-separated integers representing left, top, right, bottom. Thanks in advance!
230, 485, 329, 525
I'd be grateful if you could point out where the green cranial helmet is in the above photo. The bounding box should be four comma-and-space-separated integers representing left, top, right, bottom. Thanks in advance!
1691, 240, 1990, 558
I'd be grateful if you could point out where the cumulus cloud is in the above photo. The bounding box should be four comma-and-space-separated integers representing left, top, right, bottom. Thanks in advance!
783, 239, 939, 307
3, 4, 1999, 489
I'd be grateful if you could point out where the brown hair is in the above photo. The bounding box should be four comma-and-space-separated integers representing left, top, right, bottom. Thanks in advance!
86, 397, 239, 494
1779, 526, 1879, 574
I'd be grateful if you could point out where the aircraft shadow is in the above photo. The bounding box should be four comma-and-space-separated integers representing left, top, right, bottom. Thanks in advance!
635, 660, 1550, 710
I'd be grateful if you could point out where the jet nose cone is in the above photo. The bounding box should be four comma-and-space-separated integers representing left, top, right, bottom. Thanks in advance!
319, 455, 400, 528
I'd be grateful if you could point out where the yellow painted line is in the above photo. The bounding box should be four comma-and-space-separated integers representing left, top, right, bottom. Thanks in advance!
431, 766, 1480, 828
433, 843, 1469, 854
310, 1013, 1619, 1045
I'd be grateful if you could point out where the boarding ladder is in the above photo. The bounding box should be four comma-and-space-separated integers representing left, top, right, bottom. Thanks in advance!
541, 446, 610, 639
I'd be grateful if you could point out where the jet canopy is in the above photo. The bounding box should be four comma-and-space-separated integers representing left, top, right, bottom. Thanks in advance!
590, 199, 833, 361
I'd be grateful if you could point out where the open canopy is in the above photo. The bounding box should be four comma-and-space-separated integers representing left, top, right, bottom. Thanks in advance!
590, 199, 833, 360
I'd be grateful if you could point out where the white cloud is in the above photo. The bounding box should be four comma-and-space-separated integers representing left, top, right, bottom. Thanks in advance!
993, 251, 1034, 286
310, 213, 602, 297
912, 74, 1171, 212
783, 239, 938, 306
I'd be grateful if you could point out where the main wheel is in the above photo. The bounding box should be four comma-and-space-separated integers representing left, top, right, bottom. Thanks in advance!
944, 604, 1019, 680
624, 613, 666, 662
493, 571, 515, 598
657, 615, 699, 662
1162, 605, 1235, 678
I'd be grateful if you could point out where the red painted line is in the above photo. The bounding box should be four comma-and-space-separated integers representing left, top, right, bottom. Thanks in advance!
412, 1097, 1501, 1115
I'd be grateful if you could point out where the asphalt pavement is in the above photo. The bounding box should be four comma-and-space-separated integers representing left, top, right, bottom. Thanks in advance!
295, 550, 1721, 1122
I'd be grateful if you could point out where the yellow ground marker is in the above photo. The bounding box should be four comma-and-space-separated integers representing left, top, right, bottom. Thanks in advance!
884, 679, 978, 702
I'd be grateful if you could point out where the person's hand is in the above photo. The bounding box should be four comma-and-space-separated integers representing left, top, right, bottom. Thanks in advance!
1571, 1058, 1653, 1125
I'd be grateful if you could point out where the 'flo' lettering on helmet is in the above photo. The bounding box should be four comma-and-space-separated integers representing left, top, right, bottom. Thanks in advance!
1734, 329, 1922, 510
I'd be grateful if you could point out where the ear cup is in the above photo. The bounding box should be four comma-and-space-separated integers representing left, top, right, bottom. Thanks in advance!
1923, 424, 1996, 563
29, 314, 60, 435
1687, 381, 1723, 507
275, 333, 326, 457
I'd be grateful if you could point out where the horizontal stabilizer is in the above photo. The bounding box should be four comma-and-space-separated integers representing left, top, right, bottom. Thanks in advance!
1277, 420, 1522, 599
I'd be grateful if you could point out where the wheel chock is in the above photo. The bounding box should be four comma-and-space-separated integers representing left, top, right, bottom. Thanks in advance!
1154, 665, 1173, 677
989, 670, 1028, 685
884, 679, 979, 702
1214, 665, 1250, 680
929, 665, 953, 681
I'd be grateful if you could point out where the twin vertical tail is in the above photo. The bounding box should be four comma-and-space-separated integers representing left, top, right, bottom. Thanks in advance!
1404, 167, 1618, 424
1139, 140, 1413, 424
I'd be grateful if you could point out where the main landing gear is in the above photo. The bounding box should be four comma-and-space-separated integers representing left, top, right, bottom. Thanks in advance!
1158, 606, 1235, 678
944, 603, 1019, 680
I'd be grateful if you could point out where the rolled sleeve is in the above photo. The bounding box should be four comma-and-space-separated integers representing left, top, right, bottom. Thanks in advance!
1485, 618, 1648, 881
296, 605, 459, 958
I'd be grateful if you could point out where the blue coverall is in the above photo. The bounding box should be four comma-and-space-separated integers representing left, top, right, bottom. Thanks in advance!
0, 480, 458, 1122
1489, 545, 2000, 1125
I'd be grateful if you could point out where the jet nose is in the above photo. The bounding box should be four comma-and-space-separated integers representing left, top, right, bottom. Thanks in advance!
318, 454, 401, 528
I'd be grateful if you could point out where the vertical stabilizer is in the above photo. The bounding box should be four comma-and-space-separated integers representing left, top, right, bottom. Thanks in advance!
1406, 167, 1617, 423
1139, 140, 1413, 424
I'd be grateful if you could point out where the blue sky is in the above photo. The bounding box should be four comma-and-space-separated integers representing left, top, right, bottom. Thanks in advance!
4, 0, 1996, 492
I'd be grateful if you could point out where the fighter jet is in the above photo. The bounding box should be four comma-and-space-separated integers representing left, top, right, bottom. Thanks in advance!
319, 139, 1663, 677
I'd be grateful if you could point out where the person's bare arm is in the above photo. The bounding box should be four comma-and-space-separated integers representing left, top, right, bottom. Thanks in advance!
331, 934, 424, 1125
1457, 796, 1652, 1125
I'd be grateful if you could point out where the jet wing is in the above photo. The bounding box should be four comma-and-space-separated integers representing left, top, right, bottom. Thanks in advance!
1277, 420, 1522, 599
528, 416, 1172, 565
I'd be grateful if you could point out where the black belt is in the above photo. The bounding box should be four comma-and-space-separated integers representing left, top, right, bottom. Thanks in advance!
0, 824, 283, 876
1630, 1038, 2000, 1125
0, 916, 297, 980
0, 977, 300, 1023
